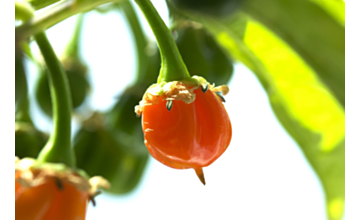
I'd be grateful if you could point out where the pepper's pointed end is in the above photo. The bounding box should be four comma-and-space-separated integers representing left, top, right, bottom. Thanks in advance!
194, 168, 206, 185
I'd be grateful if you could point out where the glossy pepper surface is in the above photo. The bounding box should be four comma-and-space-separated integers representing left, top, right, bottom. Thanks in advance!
16, 178, 88, 220
136, 77, 232, 184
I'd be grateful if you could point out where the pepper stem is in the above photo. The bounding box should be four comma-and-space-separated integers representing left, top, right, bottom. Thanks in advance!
194, 168, 206, 185
34, 32, 75, 168
134, 0, 190, 83
63, 13, 84, 59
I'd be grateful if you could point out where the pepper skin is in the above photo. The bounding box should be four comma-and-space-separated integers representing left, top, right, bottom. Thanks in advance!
15, 175, 88, 220
141, 86, 232, 184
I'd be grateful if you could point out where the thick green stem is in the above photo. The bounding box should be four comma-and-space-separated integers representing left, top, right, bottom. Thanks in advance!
135, 0, 190, 83
63, 13, 84, 59
15, 0, 122, 43
35, 32, 75, 167
119, 1, 148, 85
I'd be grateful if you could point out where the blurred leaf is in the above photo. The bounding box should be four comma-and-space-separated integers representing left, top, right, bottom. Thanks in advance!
309, 0, 345, 26
181, 10, 345, 220
241, 0, 345, 107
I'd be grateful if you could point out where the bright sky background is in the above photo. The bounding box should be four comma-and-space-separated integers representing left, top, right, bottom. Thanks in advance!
24, 1, 332, 219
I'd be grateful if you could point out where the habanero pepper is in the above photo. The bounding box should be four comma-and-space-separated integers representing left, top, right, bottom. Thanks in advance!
15, 5, 110, 219
135, 77, 231, 185
135, 0, 232, 184
15, 157, 109, 220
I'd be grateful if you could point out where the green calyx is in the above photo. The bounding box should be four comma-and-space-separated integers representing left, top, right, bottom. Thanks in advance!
135, 0, 190, 84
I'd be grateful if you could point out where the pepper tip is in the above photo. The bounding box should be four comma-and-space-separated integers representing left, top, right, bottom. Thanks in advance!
194, 168, 206, 185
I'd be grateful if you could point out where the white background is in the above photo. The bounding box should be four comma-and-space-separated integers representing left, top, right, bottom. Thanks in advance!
17, 1, 348, 220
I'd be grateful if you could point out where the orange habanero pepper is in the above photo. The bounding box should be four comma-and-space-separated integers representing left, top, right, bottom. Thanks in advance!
135, 76, 232, 184
15, 157, 109, 220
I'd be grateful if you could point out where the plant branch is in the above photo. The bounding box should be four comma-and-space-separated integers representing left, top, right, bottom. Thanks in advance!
135, 0, 189, 83
63, 13, 85, 58
35, 32, 75, 167
16, 0, 123, 43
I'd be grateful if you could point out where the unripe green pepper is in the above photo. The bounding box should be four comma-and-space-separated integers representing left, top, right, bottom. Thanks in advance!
74, 112, 149, 194
35, 14, 89, 117
15, 122, 48, 159
35, 59, 89, 117
168, 0, 242, 17
106, 87, 150, 194
175, 26, 234, 85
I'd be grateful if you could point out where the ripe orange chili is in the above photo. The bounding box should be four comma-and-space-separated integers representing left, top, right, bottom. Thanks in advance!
15, 158, 109, 220
140, 83, 232, 184
15, 174, 88, 220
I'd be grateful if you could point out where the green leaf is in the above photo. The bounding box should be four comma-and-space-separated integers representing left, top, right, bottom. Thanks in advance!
241, 0, 345, 107
182, 11, 345, 220
309, 0, 345, 26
